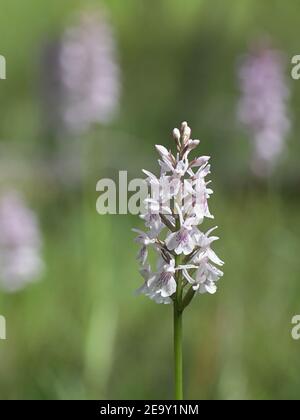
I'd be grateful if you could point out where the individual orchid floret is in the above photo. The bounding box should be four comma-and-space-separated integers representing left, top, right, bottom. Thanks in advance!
165, 204, 197, 255
132, 228, 157, 265
149, 258, 177, 298
140, 212, 164, 237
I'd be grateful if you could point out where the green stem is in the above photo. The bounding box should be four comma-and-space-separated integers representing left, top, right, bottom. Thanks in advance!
173, 303, 183, 400
174, 250, 183, 400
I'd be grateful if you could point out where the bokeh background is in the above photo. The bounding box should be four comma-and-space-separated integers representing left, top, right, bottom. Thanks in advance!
0, 0, 300, 400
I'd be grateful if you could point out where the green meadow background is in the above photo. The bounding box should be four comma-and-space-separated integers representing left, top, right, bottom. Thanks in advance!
0, 0, 300, 400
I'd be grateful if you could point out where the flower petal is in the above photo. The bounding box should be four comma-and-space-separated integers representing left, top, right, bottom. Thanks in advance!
160, 275, 177, 297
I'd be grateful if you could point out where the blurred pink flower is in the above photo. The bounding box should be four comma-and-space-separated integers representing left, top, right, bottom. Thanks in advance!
237, 42, 290, 177
59, 8, 121, 134
0, 192, 44, 292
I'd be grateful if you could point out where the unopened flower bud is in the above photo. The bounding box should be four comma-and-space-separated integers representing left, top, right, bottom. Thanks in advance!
181, 121, 188, 131
172, 128, 181, 142
181, 121, 191, 145
190, 156, 210, 168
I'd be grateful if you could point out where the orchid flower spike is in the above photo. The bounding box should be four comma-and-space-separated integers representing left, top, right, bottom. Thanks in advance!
133, 122, 224, 305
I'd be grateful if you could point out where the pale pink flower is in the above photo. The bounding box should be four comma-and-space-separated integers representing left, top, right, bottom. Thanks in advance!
60, 7, 120, 134
0, 192, 44, 292
237, 42, 290, 176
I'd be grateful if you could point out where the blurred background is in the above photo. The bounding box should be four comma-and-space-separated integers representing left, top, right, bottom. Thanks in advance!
0, 0, 300, 400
